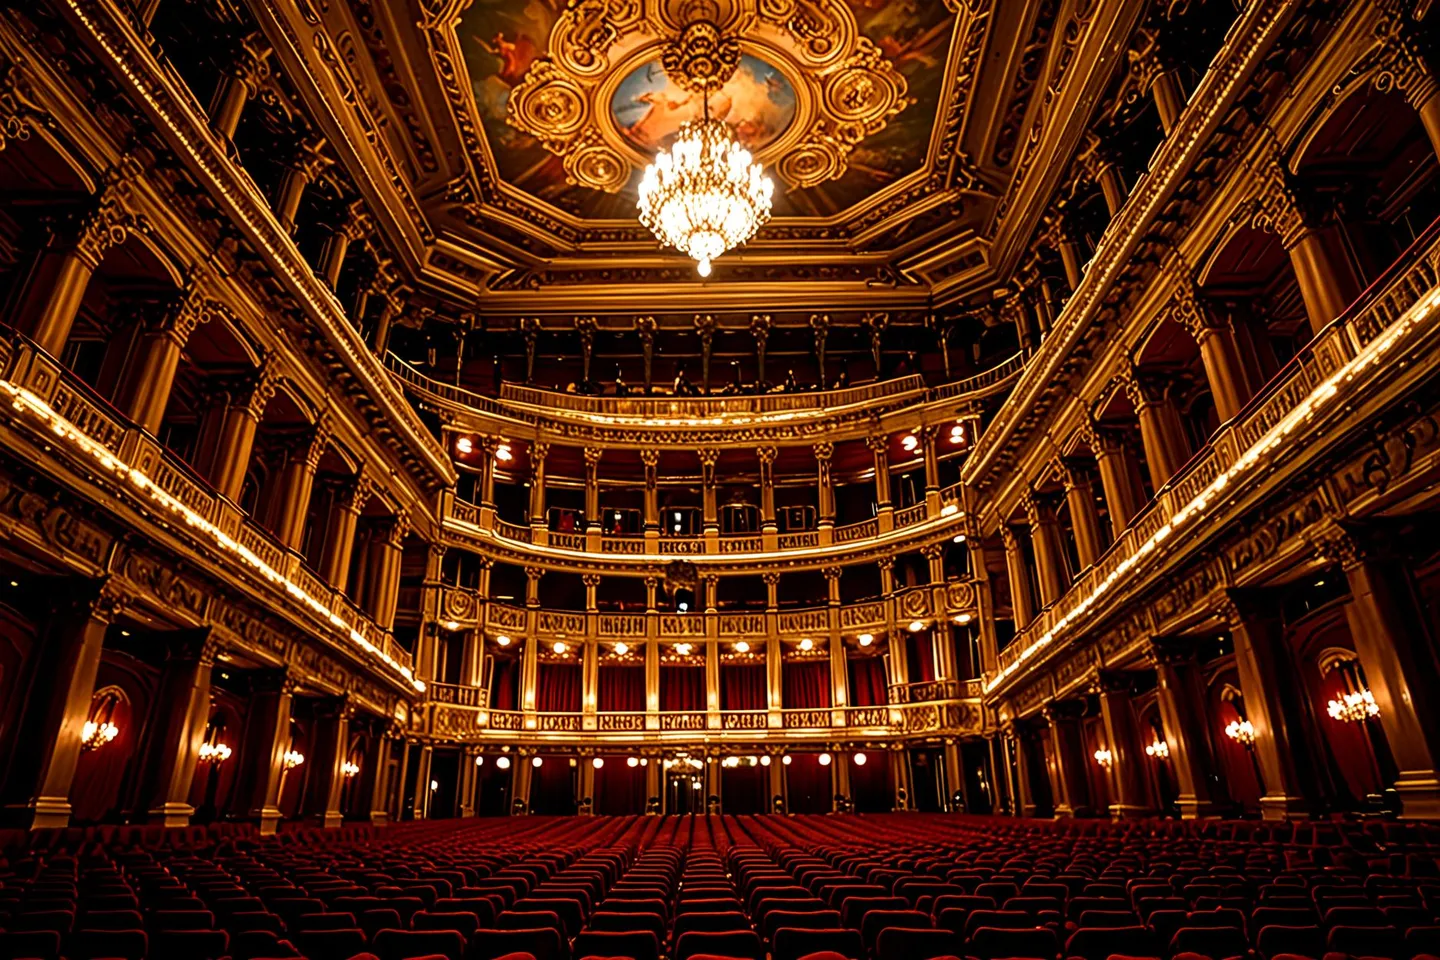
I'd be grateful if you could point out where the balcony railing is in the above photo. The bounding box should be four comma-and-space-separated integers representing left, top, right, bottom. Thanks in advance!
452, 697, 981, 740
0, 335, 416, 688
990, 211, 1440, 691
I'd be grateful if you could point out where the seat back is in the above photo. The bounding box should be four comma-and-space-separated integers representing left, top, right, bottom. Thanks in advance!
572, 929, 660, 960
468, 927, 567, 960
375, 928, 467, 960
874, 926, 961, 960
772, 927, 864, 960
969, 925, 1058, 960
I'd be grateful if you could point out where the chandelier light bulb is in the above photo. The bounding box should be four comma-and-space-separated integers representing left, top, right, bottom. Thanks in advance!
818, 752, 832, 766
760, 755, 772, 766
799, 638, 813, 651
734, 641, 750, 653
1093, 748, 1113, 768
1327, 688, 1380, 722
637, 118, 773, 275
1144, 739, 1170, 760
553, 641, 567, 654
1225, 719, 1256, 744
853, 752, 866, 766
532, 756, 543, 767
342, 760, 361, 778
496, 755, 512, 770
81, 719, 119, 751
858, 634, 873, 647
614, 642, 628, 655
198, 742, 232, 764
283, 750, 305, 770
627, 756, 639, 768
593, 757, 605, 769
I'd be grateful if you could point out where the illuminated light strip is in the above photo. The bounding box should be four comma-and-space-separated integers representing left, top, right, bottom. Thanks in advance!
985, 287, 1440, 695
0, 379, 426, 694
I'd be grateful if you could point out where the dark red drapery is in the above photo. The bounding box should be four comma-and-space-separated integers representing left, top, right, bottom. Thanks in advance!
721, 664, 766, 711
661, 665, 705, 711
786, 753, 834, 813
849, 751, 891, 812
593, 755, 646, 815
907, 632, 936, 683
782, 661, 832, 709
721, 763, 768, 814
598, 664, 645, 712
848, 657, 888, 706
537, 663, 582, 713
490, 656, 519, 711
530, 755, 577, 814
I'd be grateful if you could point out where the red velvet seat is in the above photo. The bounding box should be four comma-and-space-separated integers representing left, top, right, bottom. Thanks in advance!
373, 928, 467, 960
772, 927, 865, 960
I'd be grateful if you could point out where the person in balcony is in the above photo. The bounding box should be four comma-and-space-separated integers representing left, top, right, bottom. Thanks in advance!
614, 368, 630, 396
673, 366, 696, 396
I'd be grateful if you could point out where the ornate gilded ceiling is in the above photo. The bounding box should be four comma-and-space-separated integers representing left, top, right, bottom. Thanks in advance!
460, 0, 945, 219
262, 0, 1150, 313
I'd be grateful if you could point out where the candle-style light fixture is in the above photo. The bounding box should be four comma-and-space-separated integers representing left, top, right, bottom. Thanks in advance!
1224, 719, 1256, 745
1327, 688, 1380, 723
283, 750, 305, 770
342, 760, 361, 778
82, 718, 120, 751
1144, 739, 1170, 759
1093, 748, 1114, 768
198, 742, 233, 763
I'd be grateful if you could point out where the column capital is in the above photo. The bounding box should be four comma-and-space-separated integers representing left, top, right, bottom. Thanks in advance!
693, 313, 718, 342
525, 566, 545, 584
581, 574, 602, 589
340, 472, 373, 514
1147, 635, 1199, 667
1058, 458, 1095, 491
583, 446, 604, 467
822, 566, 842, 583
1095, 669, 1135, 695
762, 572, 780, 588
749, 313, 772, 341
698, 448, 719, 468
866, 434, 889, 454
1371, 7, 1439, 110
640, 449, 660, 469
1042, 699, 1086, 722
635, 315, 657, 339
531, 440, 550, 463
757, 445, 778, 466
70, 173, 138, 269
1242, 146, 1316, 247
920, 542, 945, 562
812, 441, 833, 462
166, 627, 224, 667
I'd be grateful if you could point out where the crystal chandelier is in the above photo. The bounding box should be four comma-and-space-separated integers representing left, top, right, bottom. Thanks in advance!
1327, 688, 1379, 722
636, 21, 773, 277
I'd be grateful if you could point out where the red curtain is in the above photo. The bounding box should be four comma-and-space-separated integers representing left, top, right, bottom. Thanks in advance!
537, 663, 582, 713
786, 753, 833, 813
661, 665, 704, 711
782, 661, 832, 709
721, 763, 767, 814
907, 633, 936, 683
490, 656, 518, 711
848, 657, 888, 706
850, 751, 891, 812
721, 664, 766, 710
530, 756, 576, 814
593, 755, 646, 814
598, 665, 644, 712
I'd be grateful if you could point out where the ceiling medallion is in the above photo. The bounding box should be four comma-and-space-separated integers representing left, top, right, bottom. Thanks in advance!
503, 0, 910, 196
638, 22, 773, 276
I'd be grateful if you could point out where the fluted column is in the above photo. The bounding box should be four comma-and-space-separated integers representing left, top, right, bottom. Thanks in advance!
528, 442, 549, 533
1326, 525, 1440, 819
1060, 462, 1104, 569
1001, 526, 1036, 627
1022, 493, 1067, 607
1044, 701, 1091, 818
644, 577, 660, 724
232, 671, 295, 835
365, 722, 395, 826
582, 575, 601, 722
208, 31, 269, 141
1097, 672, 1151, 818
1225, 591, 1333, 819
921, 427, 941, 514
137, 631, 219, 827
764, 573, 782, 721
320, 474, 371, 590
814, 443, 835, 538
699, 450, 719, 545
521, 568, 542, 713
302, 698, 353, 828
371, 514, 408, 631
1006, 723, 1039, 817
0, 580, 122, 829
868, 435, 893, 530
641, 450, 660, 544
703, 575, 720, 726
825, 568, 847, 712
117, 292, 204, 435
1125, 372, 1190, 488
1171, 285, 1253, 422
1150, 637, 1225, 818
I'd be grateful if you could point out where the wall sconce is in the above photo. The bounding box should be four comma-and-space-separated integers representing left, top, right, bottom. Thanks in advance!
1093, 748, 1113, 768
198, 742, 232, 764
1327, 689, 1379, 723
283, 750, 305, 769
592, 757, 605, 769
475, 755, 485, 767
532, 756, 543, 768
627, 756, 639, 767
342, 761, 361, 778
496, 635, 512, 646
853, 752, 867, 766
908, 620, 926, 632
858, 634, 873, 647
1144, 739, 1170, 760
1224, 719, 1256, 745
82, 719, 119, 751
818, 752, 832, 766
760, 755, 772, 766
496, 755, 512, 770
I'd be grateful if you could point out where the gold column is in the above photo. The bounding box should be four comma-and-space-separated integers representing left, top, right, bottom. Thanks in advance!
832, 750, 851, 811
943, 741, 965, 811
986, 734, 1012, 815
641, 449, 660, 544
210, 367, 277, 503
825, 568, 847, 713
579, 753, 596, 814
1085, 423, 1145, 532
459, 746, 479, 817
699, 450, 719, 540
479, 438, 500, 511
521, 568, 542, 713
138, 632, 218, 827
1000, 526, 1036, 627
1007, 723, 1039, 817
20, 198, 130, 357
1225, 591, 1329, 819
528, 441, 549, 534
768, 753, 785, 812
890, 747, 914, 811
317, 204, 371, 291
644, 577, 660, 723
1125, 372, 1190, 488
1333, 530, 1440, 819
764, 573, 782, 723
208, 31, 270, 141
758, 446, 778, 532
1150, 70, 1186, 134
1172, 287, 1253, 422
117, 293, 203, 435
1043, 701, 1091, 818
1022, 493, 1067, 608
1369, 13, 1440, 161
921, 426, 941, 514
512, 751, 533, 814
1097, 161, 1128, 218
366, 722, 395, 826
1060, 462, 1104, 569
582, 575, 600, 723
320, 474, 370, 591
583, 447, 602, 541
275, 421, 330, 552
0, 580, 121, 830
1097, 672, 1152, 819
372, 514, 408, 631
232, 671, 295, 836
867, 435, 893, 530
967, 535, 1000, 676
704, 574, 720, 726
1149, 637, 1225, 819
814, 442, 835, 538
273, 136, 328, 235
409, 745, 433, 820
302, 697, 352, 829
